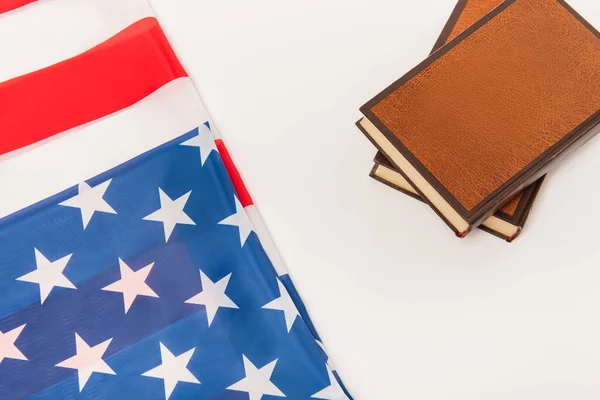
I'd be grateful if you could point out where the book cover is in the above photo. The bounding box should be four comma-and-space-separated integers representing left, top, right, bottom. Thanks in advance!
371, 0, 545, 241
360, 0, 600, 237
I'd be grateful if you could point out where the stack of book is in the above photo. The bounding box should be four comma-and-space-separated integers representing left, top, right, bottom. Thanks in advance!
358, 0, 600, 241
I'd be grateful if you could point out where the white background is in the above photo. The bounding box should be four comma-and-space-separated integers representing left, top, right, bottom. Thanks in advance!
151, 1, 600, 398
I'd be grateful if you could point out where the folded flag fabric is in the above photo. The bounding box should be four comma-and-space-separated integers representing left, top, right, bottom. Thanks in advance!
0, 1, 350, 399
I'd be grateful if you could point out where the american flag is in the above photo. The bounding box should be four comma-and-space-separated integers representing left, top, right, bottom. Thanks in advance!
0, 1, 350, 399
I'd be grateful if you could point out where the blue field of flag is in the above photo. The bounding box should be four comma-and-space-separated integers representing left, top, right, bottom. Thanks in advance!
0, 126, 347, 400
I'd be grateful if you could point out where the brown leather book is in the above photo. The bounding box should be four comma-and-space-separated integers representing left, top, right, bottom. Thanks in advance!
369, 150, 544, 241
371, 0, 545, 241
359, 0, 600, 237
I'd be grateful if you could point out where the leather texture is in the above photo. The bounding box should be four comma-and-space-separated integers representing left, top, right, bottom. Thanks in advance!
500, 192, 521, 216
447, 0, 505, 42
371, 0, 600, 211
383, 0, 527, 218
461, 0, 528, 217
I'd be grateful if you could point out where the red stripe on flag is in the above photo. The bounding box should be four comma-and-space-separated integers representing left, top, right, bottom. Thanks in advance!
215, 139, 254, 208
0, 17, 187, 156
0, 0, 36, 14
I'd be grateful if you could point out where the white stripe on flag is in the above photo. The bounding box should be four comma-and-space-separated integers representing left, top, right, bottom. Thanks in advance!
0, 0, 154, 82
245, 205, 289, 276
0, 78, 208, 220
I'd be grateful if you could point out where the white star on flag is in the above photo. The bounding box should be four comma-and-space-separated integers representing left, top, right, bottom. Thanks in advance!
185, 270, 238, 326
101, 259, 159, 313
311, 365, 348, 399
143, 188, 195, 242
227, 355, 285, 400
55, 333, 115, 392
16, 249, 76, 304
218, 196, 254, 247
0, 324, 28, 365
262, 279, 299, 333
59, 180, 117, 229
180, 124, 217, 166
141, 342, 200, 400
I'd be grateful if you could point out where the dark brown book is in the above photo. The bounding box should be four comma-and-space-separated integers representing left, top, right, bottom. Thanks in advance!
359, 0, 600, 237
371, 0, 545, 241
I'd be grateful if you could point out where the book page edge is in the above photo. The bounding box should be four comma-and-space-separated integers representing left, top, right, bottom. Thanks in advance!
373, 163, 519, 239
360, 117, 470, 234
